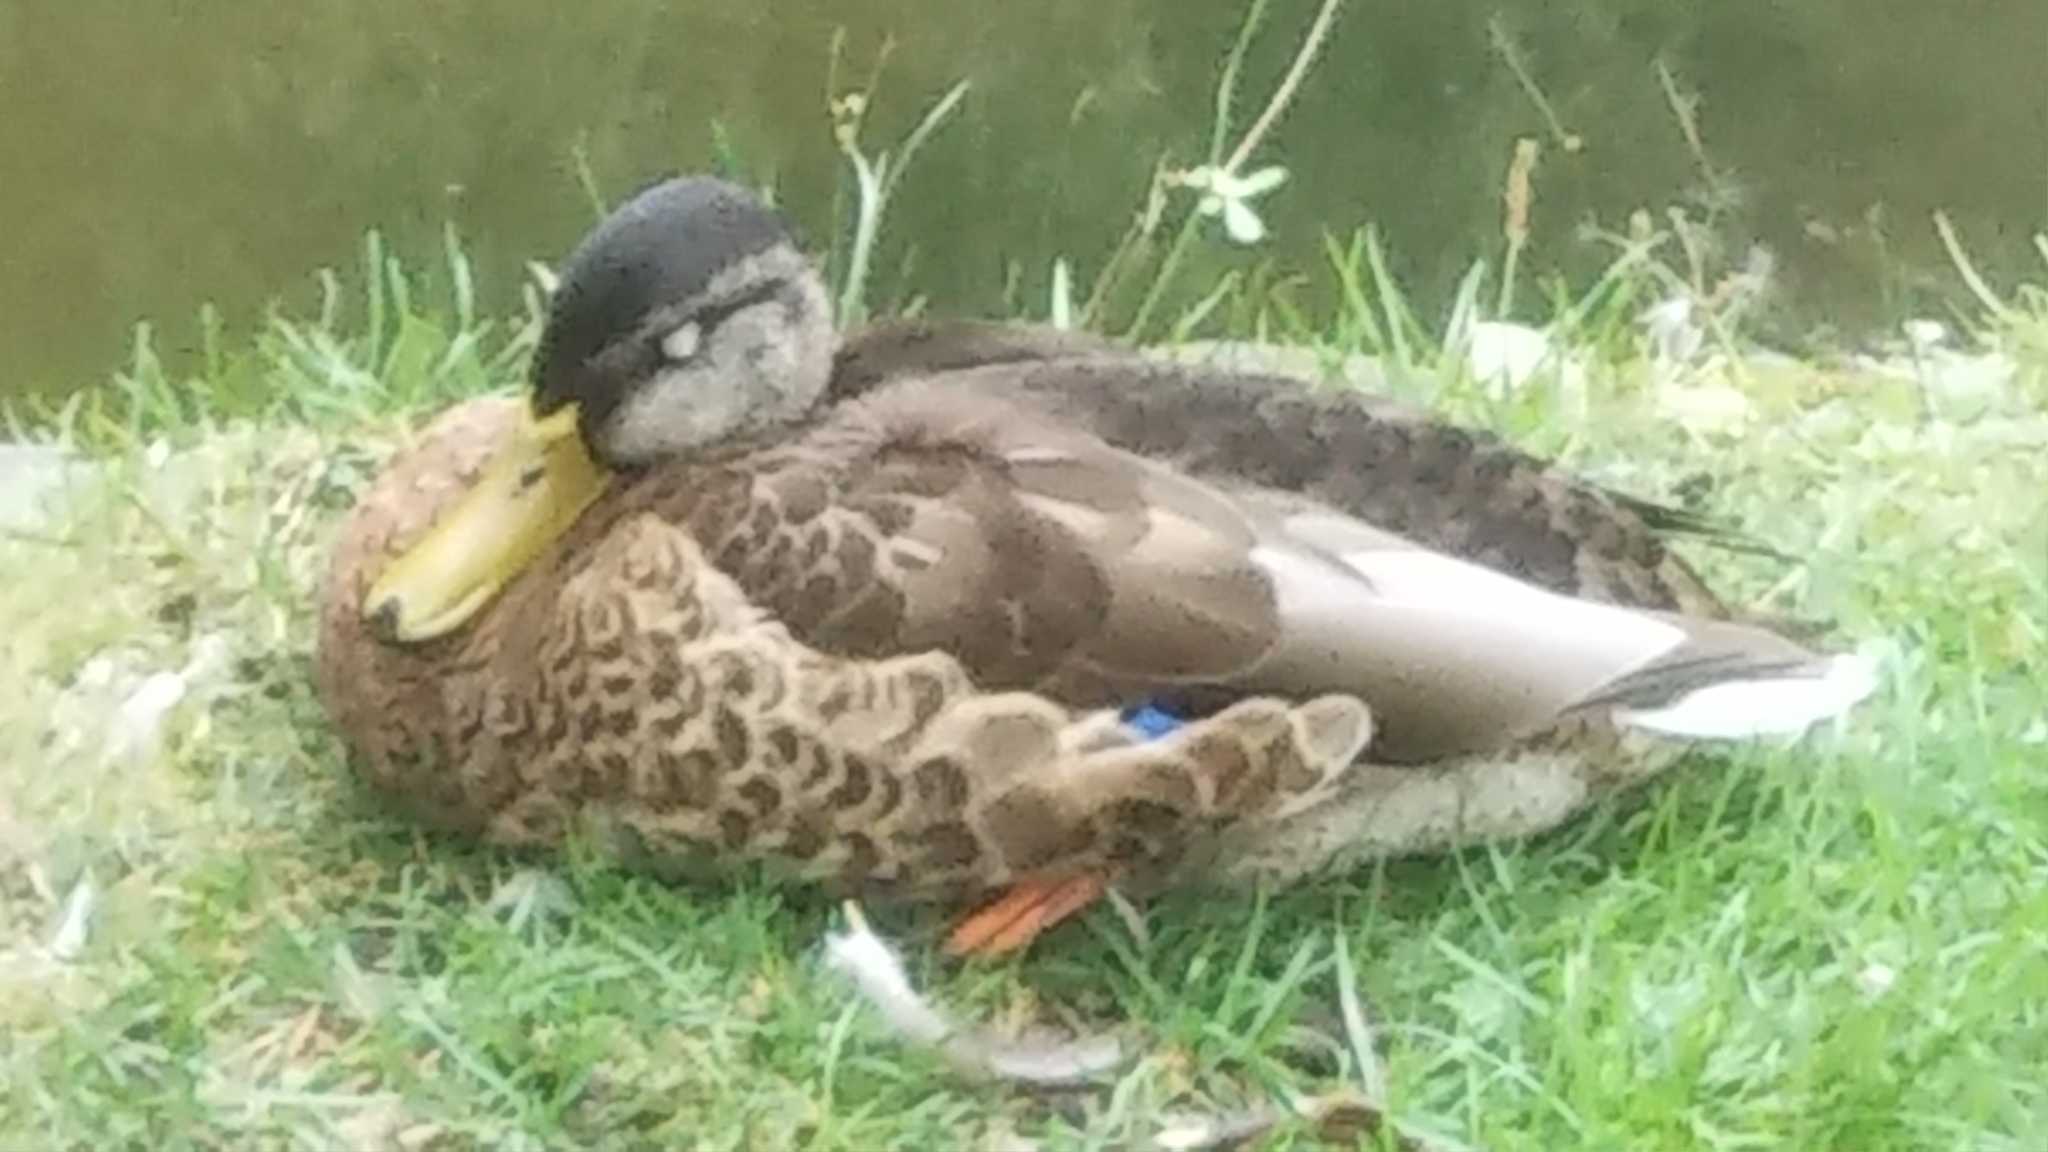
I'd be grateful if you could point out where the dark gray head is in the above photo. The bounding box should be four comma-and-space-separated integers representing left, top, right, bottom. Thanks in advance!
531, 176, 836, 467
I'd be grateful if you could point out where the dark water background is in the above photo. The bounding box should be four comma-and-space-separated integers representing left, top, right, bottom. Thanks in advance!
4, 0, 2044, 396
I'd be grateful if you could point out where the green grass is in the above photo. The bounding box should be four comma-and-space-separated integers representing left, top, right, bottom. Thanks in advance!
8, 2, 2047, 1140
7, 11, 2048, 1130
1, 213, 2044, 1151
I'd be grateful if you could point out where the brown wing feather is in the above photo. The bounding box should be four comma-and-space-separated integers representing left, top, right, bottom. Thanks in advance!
845, 381, 1286, 695
827, 322, 1735, 616
603, 335, 1829, 765
900, 353, 1730, 617
636, 377, 1287, 700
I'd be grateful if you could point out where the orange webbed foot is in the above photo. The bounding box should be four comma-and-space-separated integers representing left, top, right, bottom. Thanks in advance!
943, 875, 1108, 959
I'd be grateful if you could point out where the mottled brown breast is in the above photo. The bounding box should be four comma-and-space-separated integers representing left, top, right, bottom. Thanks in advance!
313, 396, 1378, 900
313, 398, 532, 832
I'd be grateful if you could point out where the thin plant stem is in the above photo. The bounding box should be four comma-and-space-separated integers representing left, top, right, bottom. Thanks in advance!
1122, 0, 1346, 342
1224, 0, 1343, 173
569, 137, 608, 222
1487, 16, 1578, 153
1934, 211, 2013, 321
1497, 137, 1538, 319
835, 147, 883, 327
1211, 0, 1273, 163
880, 80, 970, 203
1080, 162, 1173, 330
1122, 213, 1204, 342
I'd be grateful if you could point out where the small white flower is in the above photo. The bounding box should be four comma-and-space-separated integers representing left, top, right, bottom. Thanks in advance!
1181, 164, 1289, 245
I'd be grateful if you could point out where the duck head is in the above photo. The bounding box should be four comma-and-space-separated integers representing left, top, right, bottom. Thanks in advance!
363, 176, 835, 643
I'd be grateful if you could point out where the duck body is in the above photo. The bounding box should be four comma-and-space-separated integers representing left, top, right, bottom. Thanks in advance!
316, 177, 1872, 940
319, 389, 1378, 904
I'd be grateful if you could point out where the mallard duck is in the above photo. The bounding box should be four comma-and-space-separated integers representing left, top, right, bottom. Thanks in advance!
315, 176, 1873, 956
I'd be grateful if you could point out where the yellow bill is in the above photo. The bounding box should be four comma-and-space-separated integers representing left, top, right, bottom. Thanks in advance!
364, 403, 610, 643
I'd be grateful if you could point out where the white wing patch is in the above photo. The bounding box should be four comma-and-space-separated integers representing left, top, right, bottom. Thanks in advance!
1613, 651, 1880, 739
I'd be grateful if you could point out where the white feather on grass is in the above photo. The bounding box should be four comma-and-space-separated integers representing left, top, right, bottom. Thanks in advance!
821, 903, 1123, 1088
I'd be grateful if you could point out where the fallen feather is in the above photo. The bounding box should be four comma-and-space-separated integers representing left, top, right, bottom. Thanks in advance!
822, 902, 1125, 1088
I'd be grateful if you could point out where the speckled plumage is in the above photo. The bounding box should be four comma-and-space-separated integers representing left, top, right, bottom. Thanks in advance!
319, 398, 1377, 900
314, 176, 1868, 909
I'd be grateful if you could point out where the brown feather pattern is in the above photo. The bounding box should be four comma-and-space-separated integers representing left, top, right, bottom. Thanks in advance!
318, 397, 1374, 900
318, 322, 1854, 897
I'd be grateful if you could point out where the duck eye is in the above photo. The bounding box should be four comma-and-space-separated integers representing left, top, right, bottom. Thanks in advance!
660, 321, 702, 363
